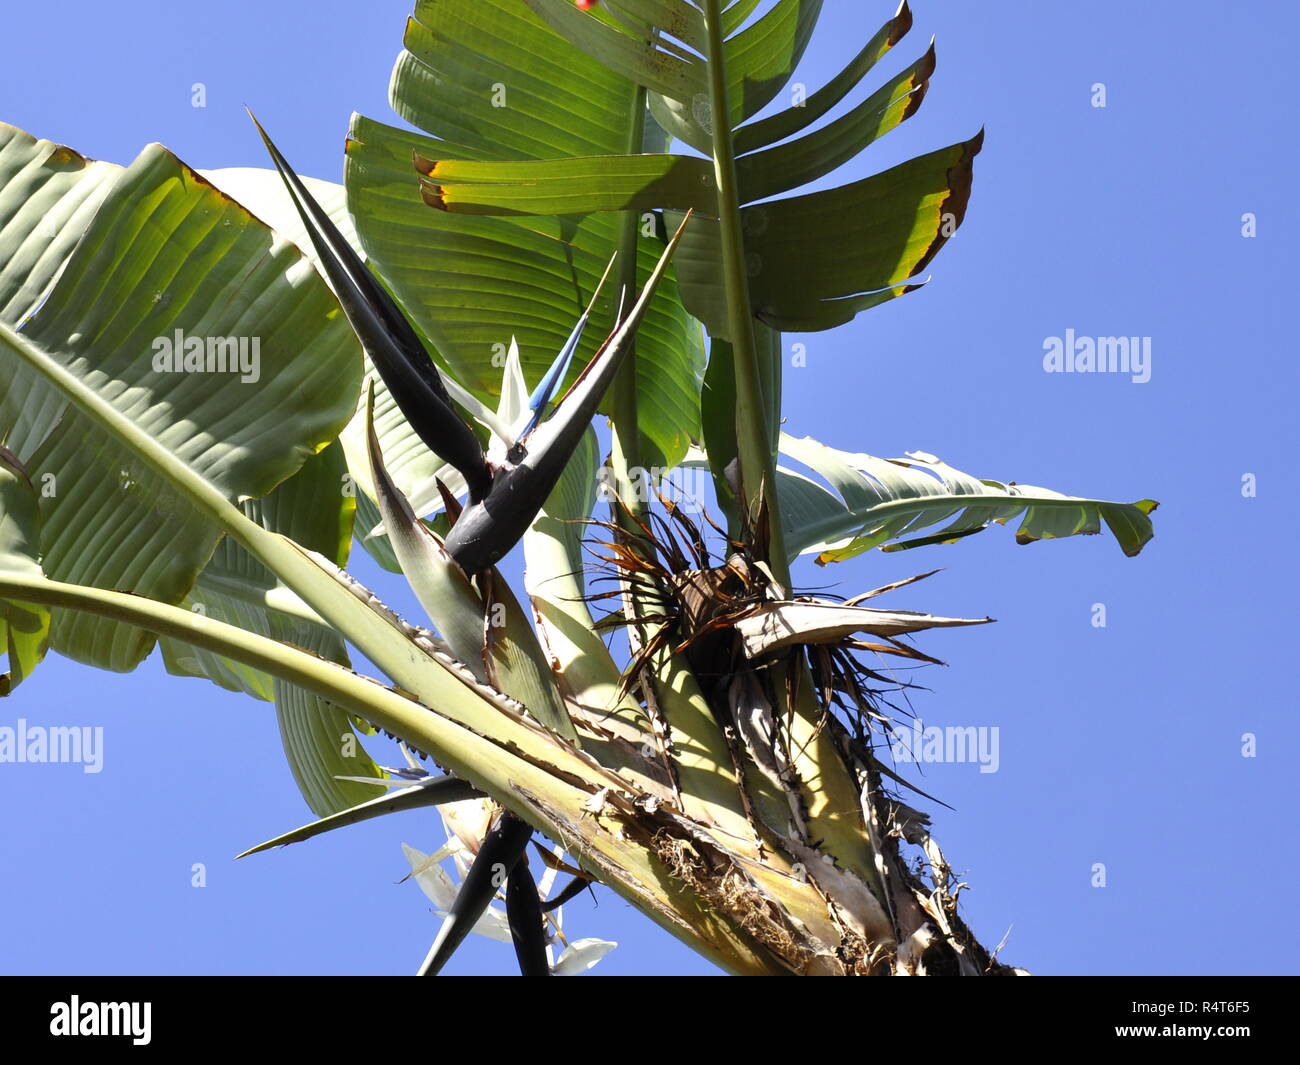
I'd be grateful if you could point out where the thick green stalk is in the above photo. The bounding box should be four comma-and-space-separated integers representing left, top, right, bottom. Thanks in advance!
701, 0, 788, 580
610, 83, 649, 521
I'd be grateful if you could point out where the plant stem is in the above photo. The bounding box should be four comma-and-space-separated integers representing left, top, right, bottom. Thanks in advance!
610, 83, 648, 521
700, 0, 788, 581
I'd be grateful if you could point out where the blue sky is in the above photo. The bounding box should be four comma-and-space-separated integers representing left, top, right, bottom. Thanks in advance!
1, 0, 1295, 975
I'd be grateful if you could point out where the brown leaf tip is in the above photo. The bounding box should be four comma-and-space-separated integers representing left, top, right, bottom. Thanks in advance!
891, 1, 914, 46
419, 180, 448, 210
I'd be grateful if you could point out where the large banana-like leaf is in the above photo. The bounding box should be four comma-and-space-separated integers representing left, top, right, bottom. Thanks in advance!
429, 0, 969, 337
0, 125, 120, 467
775, 434, 1159, 562
733, 41, 935, 203
0, 125, 120, 324
345, 0, 706, 471
0, 125, 360, 673
530, 0, 821, 131
0, 446, 47, 693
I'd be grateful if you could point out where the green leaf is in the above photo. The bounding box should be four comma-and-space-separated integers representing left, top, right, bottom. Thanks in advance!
721, 0, 824, 127
0, 318, 587, 772
662, 210, 730, 338
0, 132, 361, 672
369, 0, 705, 469
416, 153, 717, 217
270, 622, 386, 816
667, 127, 976, 337
395, 0, 635, 159
777, 434, 1159, 562
736, 41, 934, 203
722, 0, 765, 36
520, 0, 707, 105
604, 0, 708, 53
647, 92, 713, 156
0, 446, 49, 694
732, 1, 912, 154
346, 114, 703, 472
0, 124, 121, 324
741, 131, 983, 331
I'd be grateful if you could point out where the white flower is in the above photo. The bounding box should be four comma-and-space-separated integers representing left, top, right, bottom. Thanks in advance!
552, 938, 618, 976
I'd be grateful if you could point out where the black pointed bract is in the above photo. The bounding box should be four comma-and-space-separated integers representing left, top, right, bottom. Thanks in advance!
443, 212, 694, 575
505, 860, 550, 976
417, 811, 533, 976
540, 873, 592, 913
248, 112, 493, 502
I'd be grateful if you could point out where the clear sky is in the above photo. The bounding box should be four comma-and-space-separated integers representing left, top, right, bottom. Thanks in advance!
0, 0, 1295, 976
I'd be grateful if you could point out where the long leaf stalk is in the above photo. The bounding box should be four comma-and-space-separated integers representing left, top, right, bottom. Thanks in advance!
606, 63, 672, 726
609, 80, 649, 511
701, 0, 788, 579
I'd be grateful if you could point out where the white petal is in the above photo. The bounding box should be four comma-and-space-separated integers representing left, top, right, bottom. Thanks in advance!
486, 337, 530, 462
459, 904, 513, 944
536, 844, 565, 899
551, 938, 617, 976
402, 843, 459, 909
438, 798, 496, 856
405, 845, 513, 944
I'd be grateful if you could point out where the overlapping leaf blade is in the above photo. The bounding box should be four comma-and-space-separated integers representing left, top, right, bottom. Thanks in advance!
732, 2, 913, 154
416, 3, 976, 338
720, 0, 825, 127
416, 154, 717, 217
0, 132, 360, 672
347, 0, 705, 471
735, 41, 935, 203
